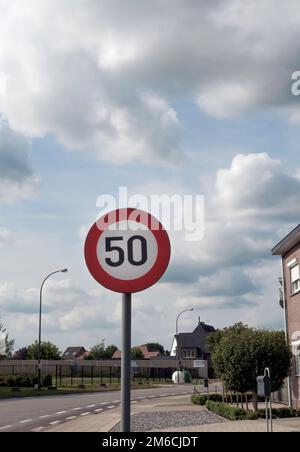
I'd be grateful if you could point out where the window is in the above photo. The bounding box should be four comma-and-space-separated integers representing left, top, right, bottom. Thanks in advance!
291, 264, 300, 294
292, 341, 300, 376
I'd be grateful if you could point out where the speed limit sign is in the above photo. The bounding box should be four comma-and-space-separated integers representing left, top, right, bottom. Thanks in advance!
84, 208, 171, 293
84, 207, 171, 433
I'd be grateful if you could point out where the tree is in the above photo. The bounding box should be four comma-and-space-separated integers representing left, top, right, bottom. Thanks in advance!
0, 322, 15, 359
208, 323, 292, 410
131, 347, 144, 359
27, 341, 61, 360
13, 347, 29, 360
104, 345, 118, 359
87, 339, 118, 360
145, 343, 165, 355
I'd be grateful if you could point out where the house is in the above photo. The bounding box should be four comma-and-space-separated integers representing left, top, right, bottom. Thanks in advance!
61, 346, 88, 360
272, 224, 300, 407
112, 345, 161, 359
170, 319, 215, 362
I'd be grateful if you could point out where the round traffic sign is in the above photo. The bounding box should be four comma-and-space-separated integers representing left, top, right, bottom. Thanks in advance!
84, 208, 171, 293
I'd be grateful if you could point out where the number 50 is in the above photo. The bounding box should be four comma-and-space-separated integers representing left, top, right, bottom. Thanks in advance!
105, 236, 148, 267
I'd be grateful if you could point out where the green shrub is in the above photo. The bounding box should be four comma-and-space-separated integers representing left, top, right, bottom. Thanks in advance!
191, 394, 222, 406
206, 400, 247, 420
1, 375, 38, 388
42, 375, 52, 387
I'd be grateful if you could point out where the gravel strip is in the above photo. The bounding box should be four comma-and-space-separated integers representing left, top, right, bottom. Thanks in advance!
111, 410, 225, 432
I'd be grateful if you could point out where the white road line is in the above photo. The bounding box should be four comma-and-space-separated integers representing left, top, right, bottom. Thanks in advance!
66, 416, 77, 421
32, 427, 45, 432
81, 412, 90, 416
94, 409, 103, 413
49, 421, 61, 426
112, 400, 120, 403
19, 419, 32, 424
131, 401, 137, 404
72, 407, 82, 411
39, 415, 50, 419
56, 411, 67, 415
107, 406, 115, 409
87, 405, 95, 408
0, 425, 13, 431
138, 397, 145, 399
100, 402, 108, 405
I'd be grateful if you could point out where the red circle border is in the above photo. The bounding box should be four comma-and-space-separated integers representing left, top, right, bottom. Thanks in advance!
84, 208, 171, 293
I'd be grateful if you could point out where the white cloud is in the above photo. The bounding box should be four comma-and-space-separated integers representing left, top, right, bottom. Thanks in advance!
0, 1, 300, 163
0, 227, 13, 246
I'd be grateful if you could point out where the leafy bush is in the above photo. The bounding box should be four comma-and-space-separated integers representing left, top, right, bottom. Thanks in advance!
191, 394, 222, 405
256, 407, 300, 419
42, 375, 52, 387
206, 400, 248, 420
205, 400, 300, 421
0, 375, 38, 388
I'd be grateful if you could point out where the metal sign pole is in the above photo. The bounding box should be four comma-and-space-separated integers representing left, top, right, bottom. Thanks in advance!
121, 293, 132, 433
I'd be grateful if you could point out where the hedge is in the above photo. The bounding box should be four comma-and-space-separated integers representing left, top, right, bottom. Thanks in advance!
0, 375, 52, 388
206, 400, 249, 421
191, 394, 223, 406
205, 400, 300, 420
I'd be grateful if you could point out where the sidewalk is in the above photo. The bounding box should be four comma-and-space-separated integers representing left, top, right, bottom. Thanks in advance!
46, 394, 300, 433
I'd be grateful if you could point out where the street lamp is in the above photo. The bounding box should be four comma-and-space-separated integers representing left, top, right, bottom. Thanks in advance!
38, 269, 68, 390
175, 308, 194, 384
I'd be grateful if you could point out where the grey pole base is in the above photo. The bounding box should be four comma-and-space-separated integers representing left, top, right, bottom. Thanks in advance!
121, 293, 132, 433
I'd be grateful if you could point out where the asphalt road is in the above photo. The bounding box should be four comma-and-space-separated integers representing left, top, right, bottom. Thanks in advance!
0, 384, 199, 432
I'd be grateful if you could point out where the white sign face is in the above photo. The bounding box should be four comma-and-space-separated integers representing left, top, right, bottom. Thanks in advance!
97, 221, 158, 281
0, 332, 6, 355
131, 361, 138, 368
193, 360, 206, 368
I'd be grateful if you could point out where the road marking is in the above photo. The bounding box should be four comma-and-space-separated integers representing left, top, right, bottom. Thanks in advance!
56, 411, 67, 415
112, 400, 120, 403
32, 427, 45, 432
66, 416, 77, 421
72, 407, 82, 411
100, 402, 108, 405
94, 409, 103, 413
87, 405, 95, 408
107, 406, 115, 409
138, 397, 145, 399
39, 415, 50, 419
49, 421, 61, 426
0, 425, 13, 431
19, 419, 32, 424
131, 401, 137, 404
81, 412, 90, 416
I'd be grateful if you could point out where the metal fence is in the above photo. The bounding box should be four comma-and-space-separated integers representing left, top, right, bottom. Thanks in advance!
0, 359, 207, 387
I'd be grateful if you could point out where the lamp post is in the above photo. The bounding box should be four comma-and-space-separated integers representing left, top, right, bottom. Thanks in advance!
175, 308, 194, 384
38, 269, 68, 390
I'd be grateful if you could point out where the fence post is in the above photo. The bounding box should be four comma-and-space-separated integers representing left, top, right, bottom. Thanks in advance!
71, 365, 73, 387
91, 366, 94, 386
81, 366, 84, 385
109, 367, 112, 385
55, 365, 58, 388
59, 365, 62, 387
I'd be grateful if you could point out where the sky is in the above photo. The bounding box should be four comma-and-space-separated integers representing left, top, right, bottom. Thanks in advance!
0, 0, 300, 353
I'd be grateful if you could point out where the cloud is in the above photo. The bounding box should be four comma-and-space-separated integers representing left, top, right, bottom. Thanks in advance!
0, 1, 300, 163
0, 227, 13, 246
0, 119, 38, 202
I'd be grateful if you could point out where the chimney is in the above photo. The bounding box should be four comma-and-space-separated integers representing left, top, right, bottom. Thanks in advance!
198, 317, 201, 325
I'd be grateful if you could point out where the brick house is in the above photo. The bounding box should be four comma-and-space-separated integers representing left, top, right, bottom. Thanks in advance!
112, 345, 161, 359
272, 225, 300, 407
61, 347, 88, 360
170, 320, 215, 363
